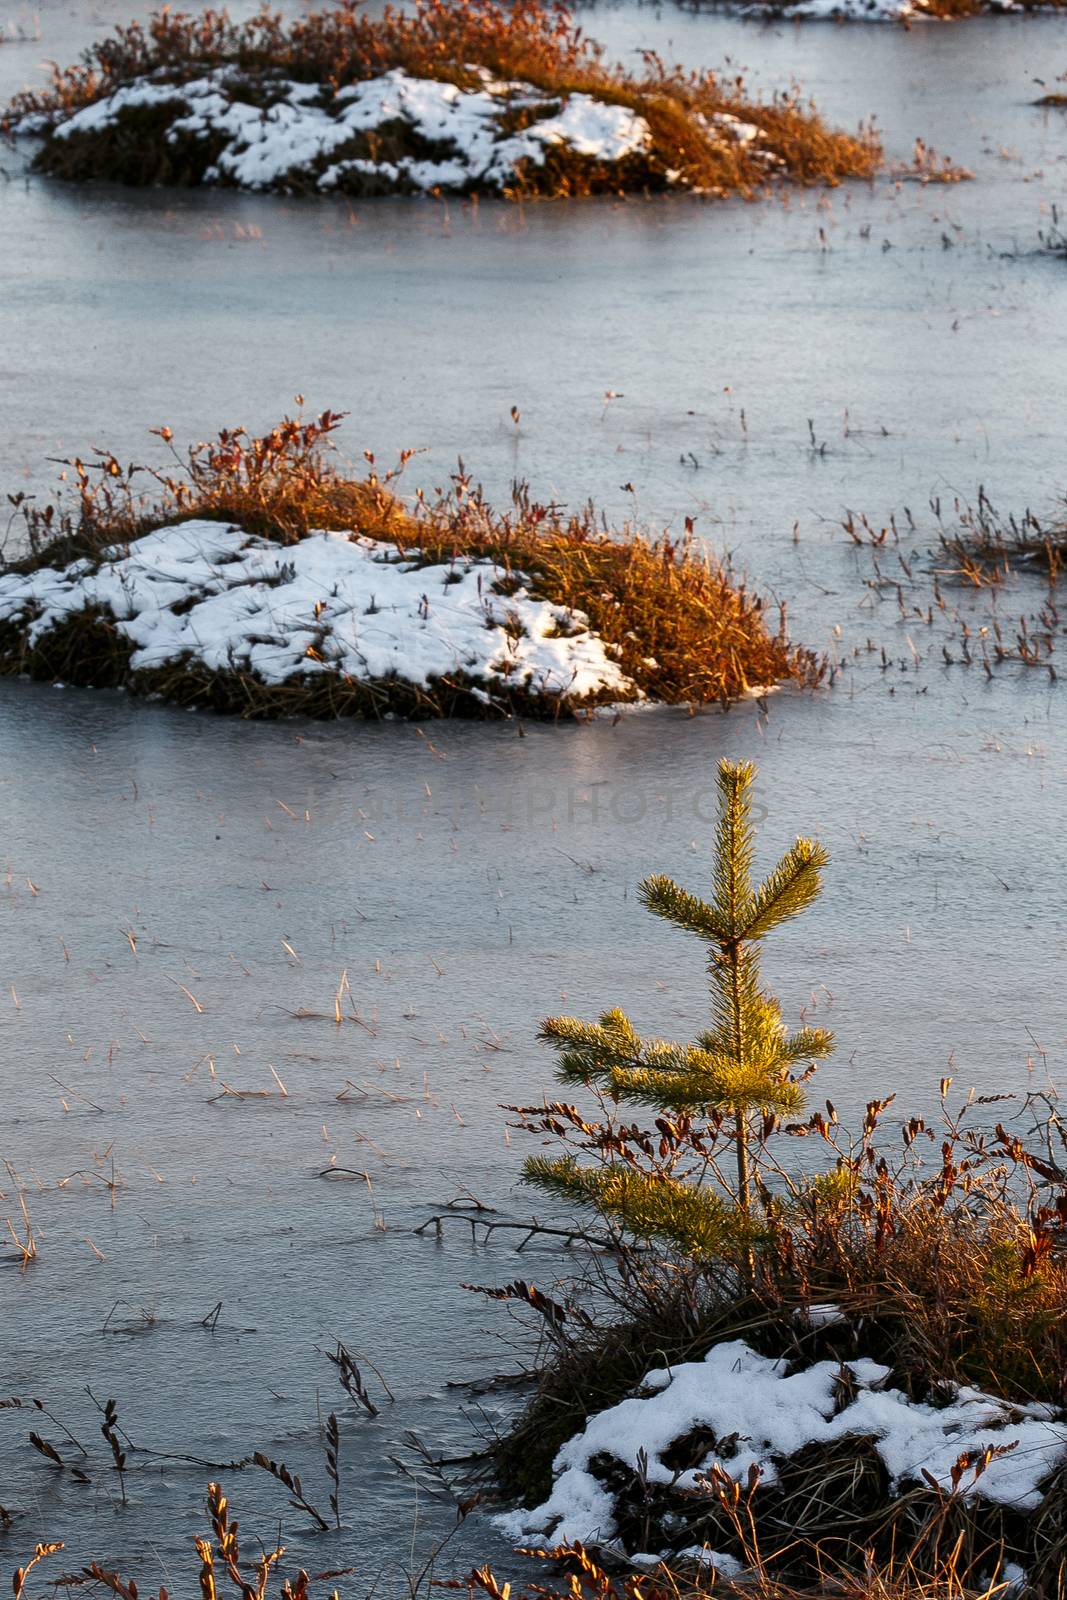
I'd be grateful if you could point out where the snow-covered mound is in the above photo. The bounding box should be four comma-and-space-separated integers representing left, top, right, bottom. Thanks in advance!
756, 0, 1020, 18
773, 0, 915, 17
0, 520, 637, 710
20, 67, 676, 194
496, 1339, 1067, 1557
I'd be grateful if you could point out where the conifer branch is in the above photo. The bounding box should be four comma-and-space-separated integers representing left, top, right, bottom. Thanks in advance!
780, 1027, 835, 1065
713, 759, 756, 936
608, 1055, 805, 1115
522, 1157, 751, 1258
740, 838, 829, 941
638, 876, 728, 941
539, 1011, 695, 1089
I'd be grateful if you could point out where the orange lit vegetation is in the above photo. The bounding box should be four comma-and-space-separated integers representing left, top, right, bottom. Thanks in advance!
4, 0, 883, 198
0, 411, 824, 716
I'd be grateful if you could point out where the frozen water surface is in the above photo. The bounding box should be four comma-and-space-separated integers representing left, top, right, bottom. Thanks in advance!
1, 1, 1066, 1590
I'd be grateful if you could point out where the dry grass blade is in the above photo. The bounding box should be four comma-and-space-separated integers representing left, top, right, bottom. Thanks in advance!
81, 1562, 160, 1598
327, 1341, 379, 1417
252, 1451, 330, 1530
12, 1542, 64, 1598
5, 1193, 38, 1267
28, 1430, 64, 1468
325, 1413, 341, 1530
100, 1397, 128, 1505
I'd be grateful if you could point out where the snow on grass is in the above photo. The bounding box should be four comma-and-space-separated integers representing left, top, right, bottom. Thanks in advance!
26, 66, 666, 193
772, 0, 915, 17
0, 520, 636, 705
495, 1339, 1067, 1553
765, 0, 1021, 18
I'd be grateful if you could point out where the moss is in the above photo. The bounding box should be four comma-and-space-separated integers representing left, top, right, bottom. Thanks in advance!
0, 604, 638, 719
309, 118, 473, 197
35, 100, 228, 186
0, 604, 135, 686
125, 659, 630, 720
495, 98, 562, 136
506, 140, 675, 199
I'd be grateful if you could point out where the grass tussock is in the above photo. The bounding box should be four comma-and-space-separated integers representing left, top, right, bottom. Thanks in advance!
5, 0, 882, 198
9, 1484, 1038, 1600
493, 1088, 1067, 1591
839, 484, 1063, 682
934, 488, 1067, 586
729, 0, 1064, 16
0, 411, 822, 717
493, 757, 1066, 1575
463, 1546, 1042, 1600
900, 0, 1067, 14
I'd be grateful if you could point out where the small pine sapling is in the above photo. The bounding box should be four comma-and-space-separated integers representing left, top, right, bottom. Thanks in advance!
523, 759, 834, 1269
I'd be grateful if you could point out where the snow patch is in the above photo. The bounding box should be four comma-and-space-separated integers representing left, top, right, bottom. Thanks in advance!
771, 0, 916, 18
33, 67, 657, 193
495, 1340, 1067, 1552
0, 520, 636, 705
765, 0, 1018, 19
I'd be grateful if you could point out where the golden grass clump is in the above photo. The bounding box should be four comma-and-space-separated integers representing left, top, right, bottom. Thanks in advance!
5, 0, 882, 198
933, 488, 1066, 588
0, 410, 822, 717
